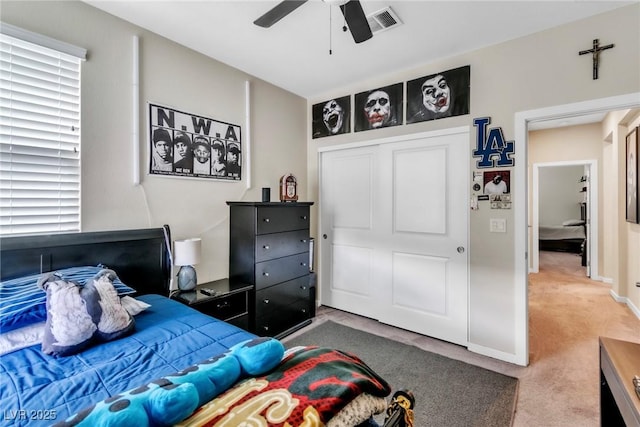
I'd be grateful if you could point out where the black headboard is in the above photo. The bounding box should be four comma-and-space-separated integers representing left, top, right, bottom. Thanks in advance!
0, 225, 172, 296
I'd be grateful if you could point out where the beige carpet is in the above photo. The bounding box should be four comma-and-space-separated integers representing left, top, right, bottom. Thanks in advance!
284, 251, 640, 426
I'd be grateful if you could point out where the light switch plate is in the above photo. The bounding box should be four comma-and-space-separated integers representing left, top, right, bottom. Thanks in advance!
490, 218, 506, 233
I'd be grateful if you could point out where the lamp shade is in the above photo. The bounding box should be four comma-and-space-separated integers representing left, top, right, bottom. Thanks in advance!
174, 238, 201, 266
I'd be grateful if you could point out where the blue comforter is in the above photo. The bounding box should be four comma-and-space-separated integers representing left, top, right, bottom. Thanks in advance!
0, 295, 256, 427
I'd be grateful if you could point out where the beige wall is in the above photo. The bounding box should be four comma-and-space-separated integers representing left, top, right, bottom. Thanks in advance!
1, 1, 308, 284
621, 113, 640, 313
537, 165, 584, 225
307, 4, 640, 359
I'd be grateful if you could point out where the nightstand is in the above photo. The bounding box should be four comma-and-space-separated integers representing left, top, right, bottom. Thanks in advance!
173, 278, 252, 330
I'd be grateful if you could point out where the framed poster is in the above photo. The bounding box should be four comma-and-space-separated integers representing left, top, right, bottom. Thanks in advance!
483, 170, 510, 195
312, 95, 351, 138
148, 103, 242, 180
626, 126, 639, 223
406, 65, 470, 124
354, 82, 403, 132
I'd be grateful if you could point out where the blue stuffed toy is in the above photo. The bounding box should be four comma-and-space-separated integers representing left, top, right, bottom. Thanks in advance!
55, 337, 285, 427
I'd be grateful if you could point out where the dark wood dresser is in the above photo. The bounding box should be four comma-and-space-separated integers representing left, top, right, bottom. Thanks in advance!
227, 201, 314, 338
599, 337, 640, 426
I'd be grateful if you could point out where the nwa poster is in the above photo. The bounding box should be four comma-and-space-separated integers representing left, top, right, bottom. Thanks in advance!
148, 103, 242, 180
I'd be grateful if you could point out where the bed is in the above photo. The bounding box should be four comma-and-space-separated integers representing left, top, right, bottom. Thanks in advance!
0, 226, 413, 427
538, 219, 586, 254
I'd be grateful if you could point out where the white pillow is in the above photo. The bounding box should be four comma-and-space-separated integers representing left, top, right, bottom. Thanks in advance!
0, 322, 45, 356
120, 296, 151, 316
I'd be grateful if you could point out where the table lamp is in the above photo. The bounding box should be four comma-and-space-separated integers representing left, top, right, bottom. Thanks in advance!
174, 238, 201, 291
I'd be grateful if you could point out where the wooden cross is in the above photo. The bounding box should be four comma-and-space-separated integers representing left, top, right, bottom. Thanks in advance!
579, 39, 614, 80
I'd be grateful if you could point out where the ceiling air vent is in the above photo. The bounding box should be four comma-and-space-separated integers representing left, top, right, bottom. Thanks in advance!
366, 6, 402, 34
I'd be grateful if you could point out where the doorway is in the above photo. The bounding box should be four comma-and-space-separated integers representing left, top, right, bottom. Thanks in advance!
531, 160, 598, 278
513, 92, 640, 366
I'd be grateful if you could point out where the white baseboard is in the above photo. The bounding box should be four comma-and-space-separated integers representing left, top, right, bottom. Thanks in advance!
467, 343, 527, 367
600, 276, 613, 284
609, 289, 640, 320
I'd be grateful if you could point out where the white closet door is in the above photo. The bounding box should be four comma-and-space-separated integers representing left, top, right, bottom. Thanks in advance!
319, 128, 469, 346
319, 146, 382, 319
377, 131, 469, 346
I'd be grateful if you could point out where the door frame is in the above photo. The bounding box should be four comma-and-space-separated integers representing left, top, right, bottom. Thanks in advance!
531, 160, 598, 278
514, 92, 640, 366
317, 126, 470, 306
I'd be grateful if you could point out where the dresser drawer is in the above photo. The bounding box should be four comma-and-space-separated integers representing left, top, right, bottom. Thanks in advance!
256, 206, 310, 234
255, 299, 310, 336
255, 230, 310, 262
255, 276, 310, 318
255, 253, 309, 289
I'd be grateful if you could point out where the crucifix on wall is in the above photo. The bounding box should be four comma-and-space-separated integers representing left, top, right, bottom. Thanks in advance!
579, 38, 614, 80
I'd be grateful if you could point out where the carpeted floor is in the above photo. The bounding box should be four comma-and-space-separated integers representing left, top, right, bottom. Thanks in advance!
284, 321, 518, 427
286, 251, 640, 426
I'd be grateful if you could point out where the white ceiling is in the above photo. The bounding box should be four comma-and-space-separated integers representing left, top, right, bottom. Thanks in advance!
85, 1, 632, 99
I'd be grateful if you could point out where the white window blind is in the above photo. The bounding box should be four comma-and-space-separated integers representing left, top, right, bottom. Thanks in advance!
0, 28, 84, 235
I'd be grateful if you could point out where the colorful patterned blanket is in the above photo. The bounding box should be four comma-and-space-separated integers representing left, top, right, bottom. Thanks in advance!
178, 346, 392, 426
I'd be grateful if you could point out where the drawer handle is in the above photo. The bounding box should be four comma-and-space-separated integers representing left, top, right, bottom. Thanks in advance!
301, 216, 307, 220
263, 272, 269, 277
301, 286, 307, 290
301, 239, 307, 243
263, 326, 269, 332
263, 245, 270, 250
301, 308, 307, 314
216, 301, 230, 309
263, 299, 270, 304
263, 218, 270, 223
300, 262, 307, 267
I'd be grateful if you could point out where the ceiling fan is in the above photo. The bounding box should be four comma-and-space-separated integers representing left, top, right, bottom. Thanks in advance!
253, 0, 373, 44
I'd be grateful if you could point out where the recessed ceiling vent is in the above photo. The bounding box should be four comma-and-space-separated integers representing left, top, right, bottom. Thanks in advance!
366, 6, 402, 34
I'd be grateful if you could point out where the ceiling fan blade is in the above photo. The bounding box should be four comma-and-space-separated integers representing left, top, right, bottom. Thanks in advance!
340, 0, 373, 44
254, 0, 308, 28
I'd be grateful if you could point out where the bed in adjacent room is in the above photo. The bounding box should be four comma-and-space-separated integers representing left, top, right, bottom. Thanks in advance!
0, 226, 412, 427
538, 219, 586, 254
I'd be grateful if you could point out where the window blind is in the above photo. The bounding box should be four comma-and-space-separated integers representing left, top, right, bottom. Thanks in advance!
0, 31, 83, 235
